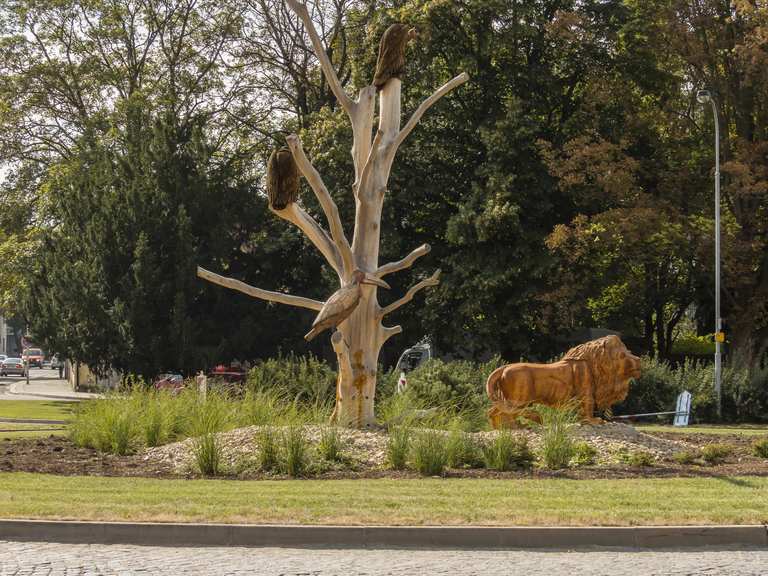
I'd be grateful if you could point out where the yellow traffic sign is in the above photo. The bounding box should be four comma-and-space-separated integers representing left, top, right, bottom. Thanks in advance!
715, 332, 725, 343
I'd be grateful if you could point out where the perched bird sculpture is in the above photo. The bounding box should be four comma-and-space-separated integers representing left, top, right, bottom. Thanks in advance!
266, 147, 300, 210
305, 270, 390, 341
373, 23, 417, 91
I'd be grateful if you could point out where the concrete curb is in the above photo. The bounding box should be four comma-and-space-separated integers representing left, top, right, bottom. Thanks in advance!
0, 520, 766, 549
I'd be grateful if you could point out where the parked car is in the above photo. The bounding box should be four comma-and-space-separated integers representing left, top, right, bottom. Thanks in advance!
1, 358, 26, 377
0, 355, 6, 363
22, 348, 44, 368
153, 373, 185, 394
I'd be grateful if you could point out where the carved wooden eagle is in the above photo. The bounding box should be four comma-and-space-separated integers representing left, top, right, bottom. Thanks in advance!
266, 147, 299, 210
304, 271, 390, 341
373, 23, 417, 91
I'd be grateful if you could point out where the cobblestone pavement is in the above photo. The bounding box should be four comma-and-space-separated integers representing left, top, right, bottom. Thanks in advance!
0, 541, 767, 575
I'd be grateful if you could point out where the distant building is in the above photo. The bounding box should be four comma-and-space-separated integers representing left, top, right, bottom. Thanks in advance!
0, 315, 22, 356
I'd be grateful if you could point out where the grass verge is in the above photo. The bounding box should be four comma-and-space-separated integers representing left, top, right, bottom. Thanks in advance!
0, 473, 766, 526
637, 425, 768, 436
0, 401, 75, 421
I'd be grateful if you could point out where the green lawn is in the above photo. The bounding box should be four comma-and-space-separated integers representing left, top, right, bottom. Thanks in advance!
0, 401, 75, 421
0, 400, 73, 438
638, 424, 768, 436
0, 473, 766, 526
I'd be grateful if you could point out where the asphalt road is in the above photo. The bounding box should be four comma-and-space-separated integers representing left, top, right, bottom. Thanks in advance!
0, 542, 767, 575
0, 367, 65, 399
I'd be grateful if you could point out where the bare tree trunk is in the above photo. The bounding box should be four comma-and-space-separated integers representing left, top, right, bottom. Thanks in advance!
199, 0, 467, 427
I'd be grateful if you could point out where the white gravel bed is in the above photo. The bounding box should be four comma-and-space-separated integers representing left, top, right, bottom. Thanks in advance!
143, 422, 695, 473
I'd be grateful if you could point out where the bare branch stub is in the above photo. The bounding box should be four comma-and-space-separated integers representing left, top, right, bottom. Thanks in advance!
376, 243, 431, 278
197, 266, 324, 311
379, 269, 442, 317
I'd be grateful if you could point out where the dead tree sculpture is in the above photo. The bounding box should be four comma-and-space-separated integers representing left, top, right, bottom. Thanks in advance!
197, 1, 468, 427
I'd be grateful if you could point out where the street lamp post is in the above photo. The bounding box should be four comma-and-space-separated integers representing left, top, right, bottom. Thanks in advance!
697, 89, 722, 420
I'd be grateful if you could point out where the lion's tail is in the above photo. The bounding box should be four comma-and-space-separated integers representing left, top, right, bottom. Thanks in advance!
486, 366, 505, 402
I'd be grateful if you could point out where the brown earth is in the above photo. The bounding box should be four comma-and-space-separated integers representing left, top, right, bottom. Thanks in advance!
1, 431, 767, 480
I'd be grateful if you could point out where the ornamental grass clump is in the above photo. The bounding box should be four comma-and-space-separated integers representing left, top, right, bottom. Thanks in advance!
70, 397, 139, 455
318, 426, 344, 462
410, 430, 448, 476
673, 450, 700, 465
701, 443, 733, 465
482, 430, 534, 471
279, 426, 311, 477
572, 441, 597, 466
386, 425, 411, 470
532, 403, 578, 470
445, 420, 483, 468
256, 427, 279, 471
189, 391, 233, 476
620, 449, 655, 467
752, 438, 768, 459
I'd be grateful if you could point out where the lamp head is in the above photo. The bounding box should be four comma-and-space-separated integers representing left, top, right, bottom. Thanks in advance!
697, 89, 712, 104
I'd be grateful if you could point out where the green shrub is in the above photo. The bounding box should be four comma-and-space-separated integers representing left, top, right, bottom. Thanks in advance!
445, 423, 483, 468
572, 441, 597, 466
247, 353, 335, 408
673, 450, 700, 465
482, 431, 534, 471
701, 443, 732, 465
318, 426, 344, 462
256, 427, 279, 471
671, 333, 716, 355
380, 357, 501, 422
386, 426, 411, 470
279, 426, 311, 477
752, 438, 768, 459
410, 430, 448, 476
621, 450, 655, 467
532, 404, 578, 469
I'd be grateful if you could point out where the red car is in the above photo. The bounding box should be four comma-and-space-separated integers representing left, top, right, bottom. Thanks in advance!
208, 365, 246, 383
22, 348, 44, 368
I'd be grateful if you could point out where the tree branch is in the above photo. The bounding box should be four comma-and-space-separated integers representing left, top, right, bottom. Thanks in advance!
284, 0, 353, 115
197, 266, 324, 311
286, 134, 354, 276
376, 244, 431, 278
391, 73, 469, 152
379, 269, 441, 317
271, 203, 343, 277
380, 324, 403, 344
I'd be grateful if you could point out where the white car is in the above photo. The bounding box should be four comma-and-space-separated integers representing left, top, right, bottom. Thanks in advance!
1, 358, 26, 377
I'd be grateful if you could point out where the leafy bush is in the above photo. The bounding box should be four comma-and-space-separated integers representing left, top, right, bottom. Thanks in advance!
620, 450, 655, 467
532, 404, 578, 469
482, 431, 534, 471
752, 438, 768, 459
617, 356, 768, 423
410, 430, 449, 476
386, 426, 411, 470
673, 450, 700, 465
572, 441, 597, 466
671, 333, 715, 355
256, 427, 279, 471
380, 357, 501, 422
701, 443, 732, 465
279, 426, 311, 477
247, 353, 335, 408
318, 426, 344, 462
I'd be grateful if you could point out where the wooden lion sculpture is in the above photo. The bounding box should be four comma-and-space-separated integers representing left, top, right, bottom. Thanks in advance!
486, 335, 641, 428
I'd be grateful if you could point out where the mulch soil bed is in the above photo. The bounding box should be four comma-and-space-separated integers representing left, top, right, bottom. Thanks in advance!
2, 429, 767, 480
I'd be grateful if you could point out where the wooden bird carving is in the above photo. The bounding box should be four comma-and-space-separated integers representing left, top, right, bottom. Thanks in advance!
305, 270, 390, 341
266, 147, 300, 210
373, 23, 417, 91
